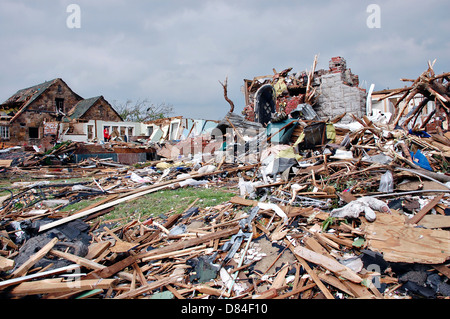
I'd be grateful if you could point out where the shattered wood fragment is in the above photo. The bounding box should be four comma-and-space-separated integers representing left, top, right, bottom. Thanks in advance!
362, 212, 450, 264
0, 265, 80, 291
10, 278, 117, 296
0, 256, 14, 272
11, 237, 58, 278
407, 193, 444, 225
285, 240, 334, 299
293, 245, 362, 283
2, 87, 450, 301
114, 276, 178, 299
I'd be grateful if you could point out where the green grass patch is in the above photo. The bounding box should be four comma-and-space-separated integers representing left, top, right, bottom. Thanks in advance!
97, 186, 238, 224
60, 197, 106, 213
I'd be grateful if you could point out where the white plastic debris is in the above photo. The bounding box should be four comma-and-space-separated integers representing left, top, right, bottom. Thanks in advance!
257, 202, 289, 224
197, 165, 217, 174
130, 172, 152, 183
330, 197, 390, 222
178, 179, 208, 187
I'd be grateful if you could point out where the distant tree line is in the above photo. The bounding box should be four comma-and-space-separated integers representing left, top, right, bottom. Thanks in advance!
112, 98, 174, 122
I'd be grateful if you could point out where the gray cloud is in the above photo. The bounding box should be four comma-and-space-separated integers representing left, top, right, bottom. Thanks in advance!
0, 0, 448, 120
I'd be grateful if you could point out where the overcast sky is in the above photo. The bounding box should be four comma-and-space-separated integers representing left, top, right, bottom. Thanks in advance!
0, 0, 449, 120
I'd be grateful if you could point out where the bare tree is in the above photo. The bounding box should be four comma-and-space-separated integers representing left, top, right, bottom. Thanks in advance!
219, 77, 235, 113
112, 98, 174, 122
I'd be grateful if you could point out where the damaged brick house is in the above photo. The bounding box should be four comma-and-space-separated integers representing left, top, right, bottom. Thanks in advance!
0, 78, 122, 149
242, 56, 367, 124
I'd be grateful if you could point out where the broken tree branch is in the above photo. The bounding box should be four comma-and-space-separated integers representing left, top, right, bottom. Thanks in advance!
219, 77, 235, 113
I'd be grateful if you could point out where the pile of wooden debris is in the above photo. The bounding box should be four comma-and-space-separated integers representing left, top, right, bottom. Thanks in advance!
0, 63, 449, 300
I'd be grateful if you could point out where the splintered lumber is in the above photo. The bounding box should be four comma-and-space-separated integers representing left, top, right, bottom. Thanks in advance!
196, 285, 231, 298
11, 237, 58, 278
93, 227, 240, 279
293, 245, 362, 283
85, 241, 112, 260
10, 278, 117, 296
0, 265, 80, 290
419, 215, 450, 229
39, 164, 259, 232
273, 282, 317, 299
0, 256, 14, 272
38, 183, 176, 232
114, 276, 178, 299
407, 194, 444, 225
317, 272, 355, 297
362, 212, 450, 264
49, 249, 133, 282
284, 239, 334, 299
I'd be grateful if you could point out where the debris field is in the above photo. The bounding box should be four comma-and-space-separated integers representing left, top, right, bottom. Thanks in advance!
0, 62, 449, 300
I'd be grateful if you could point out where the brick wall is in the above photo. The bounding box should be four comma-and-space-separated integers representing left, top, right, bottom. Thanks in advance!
9, 79, 83, 145
80, 99, 122, 122
315, 72, 366, 123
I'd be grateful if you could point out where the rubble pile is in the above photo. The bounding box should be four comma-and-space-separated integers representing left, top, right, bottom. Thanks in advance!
0, 64, 449, 300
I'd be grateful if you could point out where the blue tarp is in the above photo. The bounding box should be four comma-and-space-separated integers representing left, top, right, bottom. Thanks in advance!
410, 149, 433, 171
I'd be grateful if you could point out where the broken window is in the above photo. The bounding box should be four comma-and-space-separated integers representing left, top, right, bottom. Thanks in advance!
147, 126, 154, 137
170, 122, 179, 140
0, 126, 9, 139
87, 125, 94, 140
29, 127, 39, 139
120, 127, 126, 138
55, 98, 64, 113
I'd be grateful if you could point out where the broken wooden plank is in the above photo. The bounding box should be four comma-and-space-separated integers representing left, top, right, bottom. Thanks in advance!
0, 265, 80, 291
114, 276, 178, 299
419, 215, 450, 229
432, 264, 450, 280
284, 239, 335, 299
271, 265, 289, 289
93, 227, 240, 279
11, 237, 58, 278
363, 211, 450, 264
316, 272, 355, 297
196, 284, 231, 298
293, 245, 362, 283
407, 194, 444, 225
273, 282, 317, 299
10, 278, 117, 296
49, 249, 133, 282
85, 241, 112, 260
0, 256, 14, 272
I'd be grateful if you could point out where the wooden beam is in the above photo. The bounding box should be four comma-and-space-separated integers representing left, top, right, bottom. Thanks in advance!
284, 239, 335, 299
293, 245, 362, 283
50, 249, 133, 282
92, 227, 240, 279
11, 237, 58, 278
0, 256, 14, 272
407, 194, 444, 225
10, 278, 117, 296
273, 282, 317, 299
0, 265, 80, 290
114, 276, 177, 299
